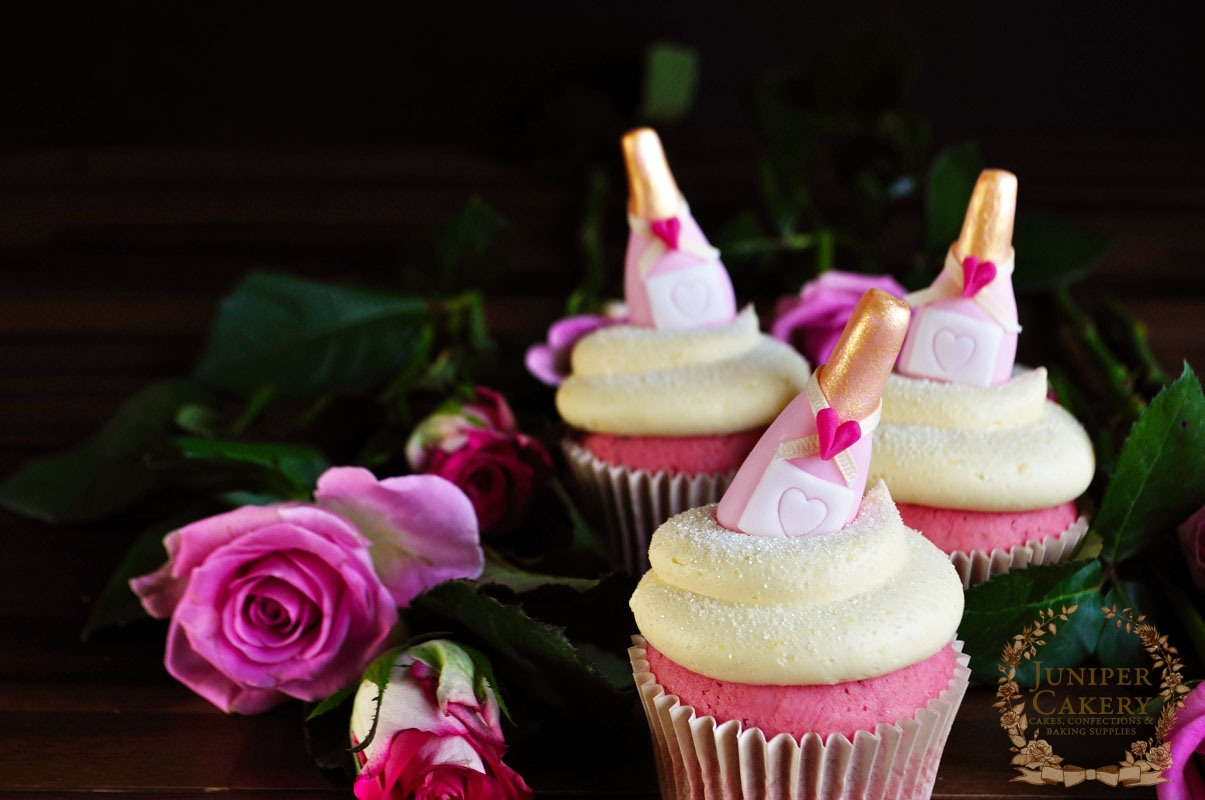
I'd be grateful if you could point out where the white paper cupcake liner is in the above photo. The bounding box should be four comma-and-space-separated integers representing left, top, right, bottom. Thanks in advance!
563, 439, 734, 575
629, 637, 971, 800
950, 514, 1089, 589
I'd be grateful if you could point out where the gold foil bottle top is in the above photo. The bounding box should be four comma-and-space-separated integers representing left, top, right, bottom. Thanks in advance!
817, 289, 911, 421
622, 127, 684, 220
954, 169, 1018, 264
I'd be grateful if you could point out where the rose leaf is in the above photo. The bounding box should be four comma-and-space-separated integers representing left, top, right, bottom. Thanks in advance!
173, 437, 330, 497
408, 580, 629, 720
0, 379, 208, 524
194, 272, 435, 402
924, 142, 982, 255
1096, 365, 1205, 565
1011, 212, 1108, 293
961, 559, 1104, 685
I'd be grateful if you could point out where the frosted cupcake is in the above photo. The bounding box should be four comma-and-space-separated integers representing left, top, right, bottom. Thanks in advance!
869, 170, 1094, 588
630, 290, 969, 800
558, 128, 809, 574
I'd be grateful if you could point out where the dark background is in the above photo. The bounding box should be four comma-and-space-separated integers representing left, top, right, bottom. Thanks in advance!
4, 3, 1202, 147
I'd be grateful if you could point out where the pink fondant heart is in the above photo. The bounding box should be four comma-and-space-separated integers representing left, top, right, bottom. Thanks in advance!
649, 217, 681, 250
778, 487, 828, 537
933, 328, 975, 370
815, 407, 861, 461
960, 255, 997, 298
670, 280, 710, 319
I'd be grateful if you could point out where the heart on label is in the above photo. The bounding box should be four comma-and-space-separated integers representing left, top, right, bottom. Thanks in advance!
815, 407, 861, 461
777, 487, 829, 537
649, 217, 681, 251
960, 255, 997, 298
933, 328, 976, 370
671, 280, 710, 319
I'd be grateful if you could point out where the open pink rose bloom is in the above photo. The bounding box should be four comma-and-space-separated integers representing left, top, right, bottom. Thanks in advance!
772, 270, 908, 365
130, 468, 483, 714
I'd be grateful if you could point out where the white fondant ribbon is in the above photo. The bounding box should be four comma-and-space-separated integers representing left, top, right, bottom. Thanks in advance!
905, 248, 1022, 332
628, 201, 721, 277
773, 372, 880, 487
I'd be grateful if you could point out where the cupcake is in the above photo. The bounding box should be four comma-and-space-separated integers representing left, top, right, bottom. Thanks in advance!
869, 170, 1095, 588
630, 290, 969, 800
558, 128, 809, 574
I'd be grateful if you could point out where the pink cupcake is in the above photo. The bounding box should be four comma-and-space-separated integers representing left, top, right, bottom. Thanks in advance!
869, 170, 1094, 587
629, 290, 969, 799
558, 128, 809, 574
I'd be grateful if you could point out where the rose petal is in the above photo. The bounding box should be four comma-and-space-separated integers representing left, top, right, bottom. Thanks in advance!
1159, 684, 1205, 800
523, 344, 565, 387
165, 619, 288, 715
315, 467, 483, 607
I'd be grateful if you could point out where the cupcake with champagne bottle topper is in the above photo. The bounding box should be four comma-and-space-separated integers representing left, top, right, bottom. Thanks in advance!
868, 169, 1095, 588
558, 128, 809, 574
630, 289, 969, 800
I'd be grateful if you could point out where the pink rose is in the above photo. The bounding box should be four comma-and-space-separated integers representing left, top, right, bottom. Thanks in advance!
771, 271, 908, 365
525, 307, 627, 387
314, 467, 483, 607
422, 428, 551, 536
1159, 683, 1205, 800
130, 504, 398, 714
405, 388, 519, 470
350, 640, 532, 800
1177, 506, 1205, 590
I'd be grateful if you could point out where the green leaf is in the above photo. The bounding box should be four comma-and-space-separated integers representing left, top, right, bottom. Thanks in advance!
640, 42, 699, 124
548, 478, 607, 561
925, 142, 982, 253
1095, 365, 1205, 564
478, 555, 600, 594
408, 581, 628, 718
348, 645, 405, 754
305, 685, 355, 722
81, 520, 173, 638
1012, 212, 1108, 292
437, 199, 511, 292
174, 437, 329, 496
0, 380, 207, 523
961, 559, 1104, 684
195, 272, 434, 402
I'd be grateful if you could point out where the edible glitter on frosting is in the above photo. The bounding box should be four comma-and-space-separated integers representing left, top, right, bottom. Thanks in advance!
869, 369, 1095, 511
556, 306, 810, 436
629, 482, 964, 685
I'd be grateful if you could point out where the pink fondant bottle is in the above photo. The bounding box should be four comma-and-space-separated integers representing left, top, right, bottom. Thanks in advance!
716, 289, 911, 538
897, 169, 1020, 387
621, 128, 737, 330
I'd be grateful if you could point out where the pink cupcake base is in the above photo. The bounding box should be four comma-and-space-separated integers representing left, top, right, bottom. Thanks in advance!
563, 439, 734, 575
630, 637, 971, 800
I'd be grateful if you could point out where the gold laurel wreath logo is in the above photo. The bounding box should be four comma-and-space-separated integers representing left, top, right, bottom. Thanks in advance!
997, 604, 1187, 788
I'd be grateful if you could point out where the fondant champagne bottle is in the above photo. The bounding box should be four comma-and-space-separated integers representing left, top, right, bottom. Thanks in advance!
622, 127, 737, 330
716, 289, 910, 537
897, 169, 1020, 386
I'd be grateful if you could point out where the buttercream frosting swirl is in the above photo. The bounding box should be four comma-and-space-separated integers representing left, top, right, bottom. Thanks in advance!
629, 482, 963, 685
556, 307, 809, 436
868, 369, 1095, 511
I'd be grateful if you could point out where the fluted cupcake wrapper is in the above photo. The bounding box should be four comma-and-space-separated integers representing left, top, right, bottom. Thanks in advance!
950, 514, 1089, 589
563, 439, 734, 575
629, 637, 971, 800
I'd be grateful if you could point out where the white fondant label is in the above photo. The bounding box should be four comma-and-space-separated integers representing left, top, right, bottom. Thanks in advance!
735, 458, 855, 538
645, 260, 732, 329
901, 306, 1003, 387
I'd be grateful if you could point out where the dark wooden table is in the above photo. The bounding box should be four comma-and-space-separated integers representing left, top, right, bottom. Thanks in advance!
2, 144, 1201, 797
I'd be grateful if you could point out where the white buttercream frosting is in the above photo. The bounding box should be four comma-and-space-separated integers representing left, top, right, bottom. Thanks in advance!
556, 306, 810, 436
869, 369, 1095, 512
629, 482, 964, 685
